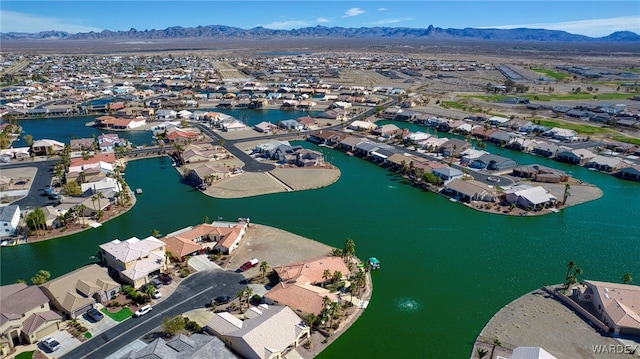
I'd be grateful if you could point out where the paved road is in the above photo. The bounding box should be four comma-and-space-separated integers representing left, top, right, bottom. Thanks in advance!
0, 159, 58, 210
61, 270, 245, 359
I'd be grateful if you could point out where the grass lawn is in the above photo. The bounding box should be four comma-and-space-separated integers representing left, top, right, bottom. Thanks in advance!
467, 93, 634, 102
535, 119, 616, 136
612, 136, 640, 146
101, 307, 133, 322
15, 352, 34, 359
531, 67, 571, 81
84, 332, 93, 339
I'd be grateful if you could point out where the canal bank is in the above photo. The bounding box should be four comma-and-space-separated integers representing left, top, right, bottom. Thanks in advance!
2, 140, 639, 359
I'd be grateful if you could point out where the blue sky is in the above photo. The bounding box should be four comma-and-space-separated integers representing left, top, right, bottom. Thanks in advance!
1, 1, 639, 37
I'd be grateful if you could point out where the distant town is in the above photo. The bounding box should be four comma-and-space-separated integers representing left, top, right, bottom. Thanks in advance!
1, 44, 639, 359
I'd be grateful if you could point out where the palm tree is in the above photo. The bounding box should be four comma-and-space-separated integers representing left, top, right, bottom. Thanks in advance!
562, 183, 571, 205
322, 269, 331, 287
306, 313, 317, 328
332, 270, 343, 285
259, 261, 269, 280
565, 261, 576, 282
343, 238, 355, 263
236, 289, 246, 311
96, 191, 105, 210
91, 194, 98, 213
244, 287, 254, 306
76, 204, 87, 227
150, 229, 161, 238
476, 348, 489, 359
329, 301, 340, 329
621, 273, 633, 284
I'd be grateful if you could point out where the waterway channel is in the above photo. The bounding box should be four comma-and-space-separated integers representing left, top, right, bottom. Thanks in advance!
2, 116, 639, 358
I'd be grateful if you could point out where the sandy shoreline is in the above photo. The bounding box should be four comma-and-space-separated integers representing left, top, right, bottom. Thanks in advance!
472, 286, 638, 359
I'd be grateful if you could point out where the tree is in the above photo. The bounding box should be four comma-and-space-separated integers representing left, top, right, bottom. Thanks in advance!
25, 207, 46, 236
63, 181, 82, 196
332, 270, 343, 285
96, 191, 105, 210
31, 270, 51, 285
150, 229, 161, 238
322, 269, 331, 287
562, 183, 571, 205
343, 238, 355, 263
476, 348, 489, 359
259, 261, 269, 280
23, 134, 34, 147
162, 315, 186, 337
76, 204, 87, 227
565, 261, 576, 282
306, 313, 317, 327
621, 272, 633, 284
244, 287, 254, 306
236, 289, 246, 311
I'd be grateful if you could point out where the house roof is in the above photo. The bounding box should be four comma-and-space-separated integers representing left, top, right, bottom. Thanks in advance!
585, 280, 640, 330
0, 284, 50, 327
120, 333, 235, 359
224, 305, 309, 359
69, 153, 116, 168
161, 236, 202, 259
0, 204, 20, 222
504, 185, 557, 205
39, 264, 119, 314
587, 155, 623, 168
273, 255, 350, 284
265, 283, 337, 315
445, 179, 487, 197
100, 236, 165, 264
511, 346, 558, 359
22, 311, 62, 335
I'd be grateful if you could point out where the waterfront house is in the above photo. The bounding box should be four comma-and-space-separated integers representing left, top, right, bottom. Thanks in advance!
296, 115, 316, 129
555, 148, 595, 165
339, 136, 368, 152
508, 138, 538, 152
39, 264, 120, 318
460, 149, 489, 165
265, 256, 349, 316
381, 107, 402, 119
503, 185, 557, 210
182, 143, 226, 164
156, 109, 177, 120
307, 130, 346, 145
0, 204, 20, 236
120, 334, 235, 359
80, 176, 122, 195
585, 155, 624, 172
160, 235, 204, 262
253, 121, 277, 134
616, 164, 640, 181
70, 138, 96, 152
0, 283, 62, 350
209, 220, 248, 255
31, 139, 65, 156
295, 149, 324, 167
386, 153, 413, 172
405, 131, 431, 144
97, 133, 127, 152
423, 137, 449, 152
68, 153, 116, 174
511, 165, 568, 183
487, 130, 514, 146
186, 163, 230, 187
432, 167, 463, 183
348, 120, 377, 131
472, 126, 498, 140
99, 236, 167, 289
166, 128, 203, 145
205, 305, 310, 359
470, 154, 518, 171
443, 179, 496, 203
372, 124, 401, 138
440, 139, 470, 157
278, 119, 304, 131
532, 142, 564, 158
575, 280, 640, 336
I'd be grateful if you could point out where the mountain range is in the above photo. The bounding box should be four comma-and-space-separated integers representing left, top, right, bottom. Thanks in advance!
2, 25, 639, 42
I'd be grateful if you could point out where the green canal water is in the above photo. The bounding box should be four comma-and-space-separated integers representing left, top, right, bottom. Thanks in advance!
2, 132, 639, 358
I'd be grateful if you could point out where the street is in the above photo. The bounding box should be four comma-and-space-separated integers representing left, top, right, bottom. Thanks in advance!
60, 270, 245, 359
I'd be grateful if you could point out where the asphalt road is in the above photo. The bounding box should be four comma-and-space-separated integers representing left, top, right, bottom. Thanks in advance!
61, 270, 245, 359
0, 159, 58, 210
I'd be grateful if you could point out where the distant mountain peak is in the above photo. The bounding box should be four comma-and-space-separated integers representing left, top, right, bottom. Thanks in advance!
1, 25, 638, 43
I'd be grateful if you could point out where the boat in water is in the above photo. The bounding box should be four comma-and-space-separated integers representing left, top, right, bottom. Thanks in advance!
368, 257, 380, 270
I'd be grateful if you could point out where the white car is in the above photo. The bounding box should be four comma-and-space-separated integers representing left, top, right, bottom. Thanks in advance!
134, 305, 153, 317
42, 337, 61, 352
152, 290, 162, 299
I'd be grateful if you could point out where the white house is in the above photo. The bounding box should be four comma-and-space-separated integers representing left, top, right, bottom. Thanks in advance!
0, 204, 20, 236
432, 167, 463, 183
503, 185, 557, 210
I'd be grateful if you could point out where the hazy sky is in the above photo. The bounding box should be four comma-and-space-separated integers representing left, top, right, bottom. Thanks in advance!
1, 1, 639, 37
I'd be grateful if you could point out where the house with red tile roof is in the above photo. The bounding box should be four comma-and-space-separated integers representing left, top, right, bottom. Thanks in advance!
264, 256, 350, 316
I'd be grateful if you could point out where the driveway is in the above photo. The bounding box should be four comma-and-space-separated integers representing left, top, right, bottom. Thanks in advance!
188, 254, 221, 272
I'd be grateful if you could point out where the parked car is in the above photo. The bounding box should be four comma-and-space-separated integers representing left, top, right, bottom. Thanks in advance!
158, 273, 173, 285
86, 308, 104, 322
212, 295, 231, 305
239, 258, 259, 271
134, 305, 153, 317
151, 278, 163, 288
42, 337, 61, 352
152, 290, 162, 299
